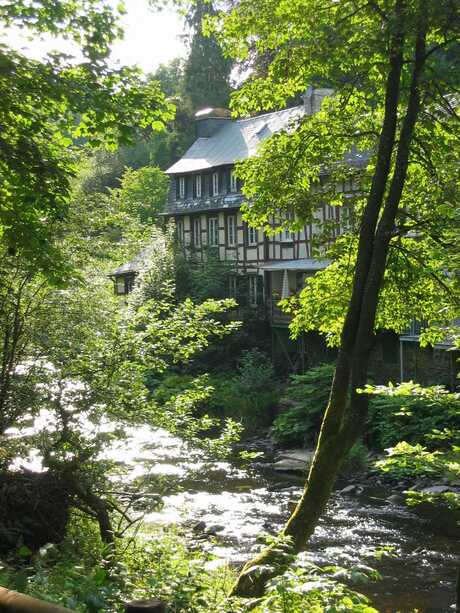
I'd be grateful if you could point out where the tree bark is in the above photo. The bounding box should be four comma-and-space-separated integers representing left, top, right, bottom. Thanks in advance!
231, 3, 428, 598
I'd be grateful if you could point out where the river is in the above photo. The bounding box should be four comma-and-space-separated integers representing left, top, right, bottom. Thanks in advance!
102, 425, 459, 613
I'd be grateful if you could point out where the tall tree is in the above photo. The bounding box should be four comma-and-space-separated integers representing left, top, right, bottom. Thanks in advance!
183, 0, 232, 110
210, 0, 460, 596
0, 0, 173, 280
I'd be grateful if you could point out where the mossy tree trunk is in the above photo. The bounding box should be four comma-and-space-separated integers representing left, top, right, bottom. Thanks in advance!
232, 3, 428, 597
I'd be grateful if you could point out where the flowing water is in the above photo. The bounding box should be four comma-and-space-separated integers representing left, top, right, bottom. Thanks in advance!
9, 408, 458, 612
104, 426, 459, 613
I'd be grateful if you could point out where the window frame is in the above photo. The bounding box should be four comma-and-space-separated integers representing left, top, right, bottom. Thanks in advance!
193, 217, 201, 247
248, 275, 258, 307
195, 174, 202, 198
280, 210, 295, 242
226, 214, 236, 247
115, 276, 127, 295
115, 274, 134, 296
230, 170, 238, 193
208, 216, 219, 246
212, 171, 219, 196
178, 176, 185, 199
247, 224, 258, 247
176, 218, 185, 244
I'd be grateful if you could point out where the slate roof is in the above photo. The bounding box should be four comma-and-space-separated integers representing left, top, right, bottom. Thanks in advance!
166, 106, 305, 175
110, 249, 147, 276
258, 259, 330, 272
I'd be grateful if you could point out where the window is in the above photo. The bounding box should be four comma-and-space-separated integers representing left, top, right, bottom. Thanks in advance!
115, 277, 127, 295
248, 276, 258, 307
208, 217, 219, 246
406, 319, 424, 337
176, 218, 185, 244
326, 204, 336, 220
382, 332, 399, 365
212, 171, 219, 196
193, 217, 201, 247
195, 175, 202, 198
230, 170, 238, 193
247, 224, 258, 246
226, 215, 236, 246
281, 211, 295, 242
228, 275, 237, 298
115, 275, 134, 295
178, 176, 185, 199
296, 272, 305, 293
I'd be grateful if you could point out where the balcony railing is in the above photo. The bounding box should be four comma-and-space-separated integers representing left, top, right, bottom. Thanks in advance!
164, 193, 244, 215
266, 299, 292, 326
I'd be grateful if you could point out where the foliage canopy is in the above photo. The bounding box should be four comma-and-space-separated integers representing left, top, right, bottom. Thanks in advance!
211, 0, 460, 345
0, 0, 174, 279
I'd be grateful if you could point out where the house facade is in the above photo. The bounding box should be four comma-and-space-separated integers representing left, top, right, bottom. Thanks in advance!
162, 92, 338, 327
112, 90, 459, 386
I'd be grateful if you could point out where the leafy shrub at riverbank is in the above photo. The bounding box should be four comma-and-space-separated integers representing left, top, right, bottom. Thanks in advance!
0, 518, 239, 613
0, 517, 379, 613
211, 349, 279, 431
259, 561, 378, 613
366, 382, 460, 451
271, 373, 460, 456
271, 364, 334, 447
376, 440, 460, 481
152, 350, 279, 433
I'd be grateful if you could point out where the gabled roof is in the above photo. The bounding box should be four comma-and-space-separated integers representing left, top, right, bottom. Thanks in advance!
166, 106, 305, 175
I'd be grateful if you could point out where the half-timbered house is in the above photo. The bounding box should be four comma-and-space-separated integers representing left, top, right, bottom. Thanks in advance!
111, 89, 459, 386
162, 89, 339, 326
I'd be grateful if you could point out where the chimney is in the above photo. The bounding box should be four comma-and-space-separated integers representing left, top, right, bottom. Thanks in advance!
302, 87, 334, 115
195, 107, 232, 138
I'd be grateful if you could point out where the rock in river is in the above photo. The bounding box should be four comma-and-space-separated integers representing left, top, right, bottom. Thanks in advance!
420, 485, 452, 495
273, 449, 314, 472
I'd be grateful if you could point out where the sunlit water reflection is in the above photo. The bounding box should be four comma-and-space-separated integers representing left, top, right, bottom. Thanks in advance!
8, 418, 458, 612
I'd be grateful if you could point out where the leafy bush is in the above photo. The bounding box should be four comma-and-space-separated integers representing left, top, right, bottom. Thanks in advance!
376, 441, 460, 481
271, 364, 334, 447
0, 518, 243, 613
175, 249, 234, 302
365, 382, 460, 450
211, 349, 279, 431
342, 440, 370, 474
151, 373, 196, 404
0, 518, 381, 613
259, 558, 378, 613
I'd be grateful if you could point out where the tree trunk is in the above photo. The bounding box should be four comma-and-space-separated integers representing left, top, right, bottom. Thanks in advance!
231, 5, 427, 598
66, 474, 115, 545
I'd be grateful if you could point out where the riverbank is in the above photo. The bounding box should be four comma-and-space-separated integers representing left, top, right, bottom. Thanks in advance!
2, 421, 458, 611
127, 429, 458, 612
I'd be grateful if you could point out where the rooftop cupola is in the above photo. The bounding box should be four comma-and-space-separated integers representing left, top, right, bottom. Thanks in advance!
195, 107, 232, 138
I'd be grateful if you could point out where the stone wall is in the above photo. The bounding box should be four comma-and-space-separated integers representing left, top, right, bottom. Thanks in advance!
272, 328, 459, 390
